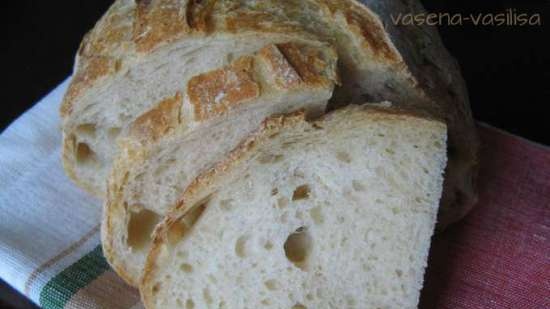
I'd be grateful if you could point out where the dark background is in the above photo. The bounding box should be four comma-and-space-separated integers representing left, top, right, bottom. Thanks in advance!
0, 0, 548, 308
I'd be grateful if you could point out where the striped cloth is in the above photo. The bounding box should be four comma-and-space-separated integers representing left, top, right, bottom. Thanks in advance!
0, 80, 142, 309
0, 79, 548, 309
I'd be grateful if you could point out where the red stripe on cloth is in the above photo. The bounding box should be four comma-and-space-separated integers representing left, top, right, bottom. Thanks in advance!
420, 125, 550, 309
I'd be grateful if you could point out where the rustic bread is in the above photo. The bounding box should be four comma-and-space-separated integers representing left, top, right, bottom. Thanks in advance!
102, 42, 338, 286
61, 0, 478, 229
140, 105, 447, 309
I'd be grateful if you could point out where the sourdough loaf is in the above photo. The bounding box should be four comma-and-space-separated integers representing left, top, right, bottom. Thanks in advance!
141, 105, 448, 309
61, 0, 478, 229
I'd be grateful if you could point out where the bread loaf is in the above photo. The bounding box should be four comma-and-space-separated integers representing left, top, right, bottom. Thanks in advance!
61, 0, 478, 230
102, 41, 338, 286
141, 105, 447, 309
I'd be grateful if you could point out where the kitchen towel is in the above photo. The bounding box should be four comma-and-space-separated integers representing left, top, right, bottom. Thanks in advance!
0, 79, 548, 309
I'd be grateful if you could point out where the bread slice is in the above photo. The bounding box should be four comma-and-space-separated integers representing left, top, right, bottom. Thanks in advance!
102, 42, 339, 286
141, 105, 447, 309
61, 1, 477, 228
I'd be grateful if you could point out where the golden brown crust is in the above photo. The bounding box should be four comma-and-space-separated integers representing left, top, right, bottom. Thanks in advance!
133, 0, 190, 53
258, 44, 302, 89
277, 42, 339, 87
128, 92, 183, 144
188, 56, 260, 121
60, 56, 120, 117
259, 43, 338, 90
340, 2, 400, 63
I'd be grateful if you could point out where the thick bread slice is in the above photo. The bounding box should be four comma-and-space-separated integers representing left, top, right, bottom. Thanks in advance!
61, 0, 477, 228
141, 105, 447, 309
102, 42, 338, 286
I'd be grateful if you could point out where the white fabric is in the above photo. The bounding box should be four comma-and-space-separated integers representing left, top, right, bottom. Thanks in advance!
0, 78, 101, 303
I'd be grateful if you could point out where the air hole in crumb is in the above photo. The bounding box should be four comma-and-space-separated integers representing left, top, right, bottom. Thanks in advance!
186, 299, 195, 309
396, 269, 403, 277
180, 263, 193, 273
76, 124, 96, 137
203, 288, 213, 304
306, 293, 314, 300
235, 236, 248, 258
280, 212, 288, 223
220, 199, 233, 211
108, 127, 122, 140
261, 299, 271, 305
277, 197, 288, 209
284, 227, 312, 270
385, 148, 395, 155
336, 151, 352, 163
127, 208, 160, 250
271, 188, 278, 196
76, 142, 97, 165
352, 180, 365, 192
264, 279, 278, 290
292, 304, 307, 309
152, 282, 161, 295
309, 206, 324, 225
292, 185, 311, 201
264, 241, 274, 250
226, 53, 234, 62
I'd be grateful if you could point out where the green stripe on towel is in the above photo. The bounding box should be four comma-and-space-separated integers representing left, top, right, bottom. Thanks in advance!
39, 245, 110, 309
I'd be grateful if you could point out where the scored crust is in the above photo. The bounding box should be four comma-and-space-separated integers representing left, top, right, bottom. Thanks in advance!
187, 56, 261, 121
125, 42, 338, 147
59, 0, 402, 118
